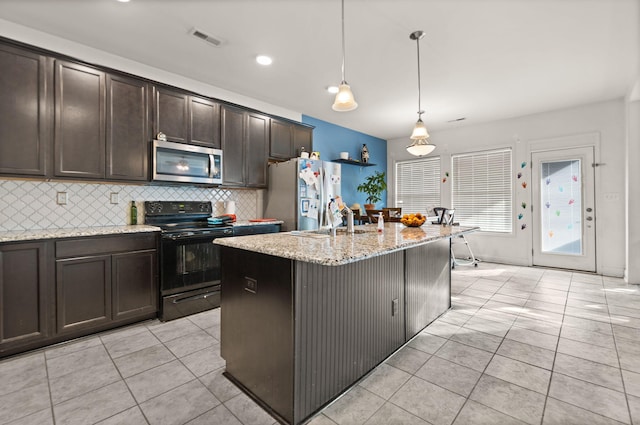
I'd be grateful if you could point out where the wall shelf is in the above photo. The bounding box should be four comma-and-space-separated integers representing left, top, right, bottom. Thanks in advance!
332, 159, 376, 167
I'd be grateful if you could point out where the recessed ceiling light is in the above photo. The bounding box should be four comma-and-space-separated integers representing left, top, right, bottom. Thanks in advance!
116, 0, 130, 3
327, 86, 339, 94
256, 55, 272, 66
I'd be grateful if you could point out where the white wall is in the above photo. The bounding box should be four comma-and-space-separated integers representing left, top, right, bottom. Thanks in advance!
387, 99, 627, 277
0, 18, 301, 122
626, 79, 640, 283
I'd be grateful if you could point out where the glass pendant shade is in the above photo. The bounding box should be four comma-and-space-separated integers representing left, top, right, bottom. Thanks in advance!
406, 138, 436, 157
410, 119, 430, 139
332, 82, 358, 111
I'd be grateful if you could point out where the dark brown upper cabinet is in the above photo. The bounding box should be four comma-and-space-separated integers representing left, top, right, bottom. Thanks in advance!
270, 118, 313, 160
0, 44, 50, 177
270, 119, 293, 160
190, 96, 220, 148
293, 125, 313, 158
54, 60, 106, 179
153, 86, 220, 148
221, 105, 269, 188
106, 74, 149, 181
246, 112, 269, 187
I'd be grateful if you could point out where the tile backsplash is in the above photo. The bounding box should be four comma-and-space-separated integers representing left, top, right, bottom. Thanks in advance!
0, 179, 262, 231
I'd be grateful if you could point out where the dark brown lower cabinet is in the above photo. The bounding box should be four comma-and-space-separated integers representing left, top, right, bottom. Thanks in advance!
56, 255, 112, 334
0, 242, 52, 356
112, 250, 157, 321
0, 233, 158, 359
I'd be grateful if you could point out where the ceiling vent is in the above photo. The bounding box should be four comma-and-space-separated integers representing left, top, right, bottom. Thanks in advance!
190, 28, 222, 47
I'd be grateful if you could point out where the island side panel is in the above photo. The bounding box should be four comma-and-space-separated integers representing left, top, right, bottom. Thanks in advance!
293, 252, 405, 424
220, 247, 295, 423
405, 238, 451, 340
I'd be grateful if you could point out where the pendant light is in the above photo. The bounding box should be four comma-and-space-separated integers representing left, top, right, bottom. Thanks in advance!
406, 30, 436, 156
332, 0, 357, 111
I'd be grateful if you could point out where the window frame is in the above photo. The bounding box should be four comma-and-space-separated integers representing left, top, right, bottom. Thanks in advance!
394, 156, 441, 216
450, 147, 513, 233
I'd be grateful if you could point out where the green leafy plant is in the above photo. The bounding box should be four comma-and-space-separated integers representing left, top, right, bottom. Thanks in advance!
357, 171, 387, 205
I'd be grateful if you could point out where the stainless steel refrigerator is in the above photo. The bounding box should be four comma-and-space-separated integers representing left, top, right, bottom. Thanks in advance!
264, 158, 341, 232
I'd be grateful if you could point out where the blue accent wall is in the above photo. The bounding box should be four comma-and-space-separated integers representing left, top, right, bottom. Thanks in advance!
302, 115, 387, 211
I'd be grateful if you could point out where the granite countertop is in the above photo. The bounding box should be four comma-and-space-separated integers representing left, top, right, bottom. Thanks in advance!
215, 223, 478, 266
0, 225, 161, 243
0, 220, 284, 243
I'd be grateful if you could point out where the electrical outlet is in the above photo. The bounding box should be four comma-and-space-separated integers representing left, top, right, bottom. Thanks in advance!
56, 191, 68, 205
110, 192, 119, 204
244, 277, 257, 294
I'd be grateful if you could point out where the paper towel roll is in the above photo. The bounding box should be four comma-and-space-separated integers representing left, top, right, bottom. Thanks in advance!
225, 201, 236, 215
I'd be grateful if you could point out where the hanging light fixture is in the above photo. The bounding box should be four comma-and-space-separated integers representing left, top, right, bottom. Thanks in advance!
406, 30, 436, 156
332, 0, 357, 111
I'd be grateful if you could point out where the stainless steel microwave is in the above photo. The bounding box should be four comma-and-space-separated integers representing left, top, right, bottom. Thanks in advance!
152, 140, 223, 185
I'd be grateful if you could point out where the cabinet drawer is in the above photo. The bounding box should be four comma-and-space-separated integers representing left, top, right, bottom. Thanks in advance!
56, 233, 157, 258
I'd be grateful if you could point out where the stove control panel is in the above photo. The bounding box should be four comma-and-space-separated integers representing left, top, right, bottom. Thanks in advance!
144, 201, 213, 217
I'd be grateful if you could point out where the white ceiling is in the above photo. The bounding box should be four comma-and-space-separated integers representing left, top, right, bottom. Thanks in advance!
0, 0, 638, 140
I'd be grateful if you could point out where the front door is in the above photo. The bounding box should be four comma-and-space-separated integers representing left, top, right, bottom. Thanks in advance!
531, 147, 596, 272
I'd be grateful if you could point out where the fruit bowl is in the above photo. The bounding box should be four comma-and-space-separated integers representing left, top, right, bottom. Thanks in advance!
400, 213, 426, 227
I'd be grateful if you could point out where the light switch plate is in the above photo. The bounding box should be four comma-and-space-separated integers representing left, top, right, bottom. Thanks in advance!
110, 192, 119, 204
56, 192, 68, 205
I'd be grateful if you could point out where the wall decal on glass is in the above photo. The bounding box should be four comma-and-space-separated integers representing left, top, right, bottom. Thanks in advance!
567, 224, 573, 230
521, 202, 527, 209
517, 172, 522, 179
442, 177, 447, 183
555, 210, 561, 216
546, 178, 551, 185
545, 201, 551, 208
521, 223, 527, 230
558, 186, 564, 192
518, 213, 523, 220
521, 161, 527, 169
521, 182, 527, 189
568, 199, 575, 205
549, 231, 554, 238
445, 172, 449, 177
572, 175, 578, 182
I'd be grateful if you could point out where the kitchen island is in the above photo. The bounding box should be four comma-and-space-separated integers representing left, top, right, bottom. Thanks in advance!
216, 223, 477, 425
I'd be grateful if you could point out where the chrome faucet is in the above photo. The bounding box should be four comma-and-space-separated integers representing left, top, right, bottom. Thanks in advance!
341, 205, 355, 234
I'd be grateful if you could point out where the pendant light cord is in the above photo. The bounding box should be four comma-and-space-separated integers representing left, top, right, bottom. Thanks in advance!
416, 34, 422, 117
341, 0, 346, 83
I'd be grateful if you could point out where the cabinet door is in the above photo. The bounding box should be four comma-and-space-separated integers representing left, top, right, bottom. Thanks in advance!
112, 250, 157, 321
246, 113, 269, 187
0, 44, 49, 177
54, 60, 105, 178
0, 242, 51, 354
269, 119, 293, 159
56, 255, 111, 334
154, 87, 188, 143
190, 96, 220, 148
106, 74, 149, 181
293, 125, 313, 158
221, 105, 246, 186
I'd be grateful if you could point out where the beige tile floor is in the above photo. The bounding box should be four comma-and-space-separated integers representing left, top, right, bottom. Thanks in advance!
2, 262, 640, 425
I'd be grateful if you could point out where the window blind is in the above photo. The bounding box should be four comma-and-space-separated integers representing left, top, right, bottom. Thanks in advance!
395, 157, 441, 215
451, 148, 512, 233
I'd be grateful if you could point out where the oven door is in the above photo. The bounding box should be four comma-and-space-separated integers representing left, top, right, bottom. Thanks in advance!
160, 233, 223, 296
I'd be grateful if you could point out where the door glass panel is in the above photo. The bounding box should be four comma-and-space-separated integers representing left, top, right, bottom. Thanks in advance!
540, 159, 582, 255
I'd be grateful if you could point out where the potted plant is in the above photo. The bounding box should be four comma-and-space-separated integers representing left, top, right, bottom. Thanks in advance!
357, 171, 387, 209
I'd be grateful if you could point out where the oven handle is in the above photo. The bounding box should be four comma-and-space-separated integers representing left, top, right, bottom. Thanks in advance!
163, 230, 233, 241
172, 291, 219, 304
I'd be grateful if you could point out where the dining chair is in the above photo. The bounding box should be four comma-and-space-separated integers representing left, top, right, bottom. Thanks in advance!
383, 207, 402, 218
366, 209, 387, 223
